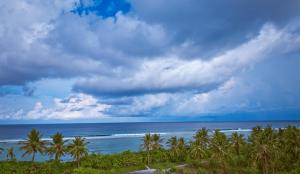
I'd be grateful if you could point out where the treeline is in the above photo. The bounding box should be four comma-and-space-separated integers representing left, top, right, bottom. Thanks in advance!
0, 126, 300, 174
140, 126, 300, 174
0, 129, 88, 166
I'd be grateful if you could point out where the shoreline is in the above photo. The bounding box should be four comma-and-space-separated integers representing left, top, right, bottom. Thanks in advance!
0, 125, 300, 173
1, 123, 300, 162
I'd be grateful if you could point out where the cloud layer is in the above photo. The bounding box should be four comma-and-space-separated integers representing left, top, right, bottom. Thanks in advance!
1, 0, 300, 121
74, 24, 300, 96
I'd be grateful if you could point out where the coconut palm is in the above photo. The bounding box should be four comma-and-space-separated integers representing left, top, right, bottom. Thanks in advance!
249, 126, 263, 145
167, 136, 178, 161
6, 147, 16, 161
262, 126, 276, 144
229, 132, 245, 155
68, 137, 88, 167
252, 143, 272, 174
151, 134, 162, 151
194, 128, 209, 144
190, 128, 209, 159
210, 130, 229, 174
141, 133, 152, 165
48, 132, 67, 161
251, 127, 277, 174
177, 137, 187, 161
281, 126, 300, 164
19, 129, 47, 162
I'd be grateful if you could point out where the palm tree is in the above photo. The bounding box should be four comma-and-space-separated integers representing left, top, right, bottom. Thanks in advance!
19, 129, 47, 162
250, 127, 276, 174
48, 132, 67, 161
151, 134, 162, 151
249, 126, 263, 145
190, 128, 209, 160
229, 132, 245, 155
167, 136, 186, 161
167, 136, 178, 161
210, 130, 229, 174
177, 137, 187, 161
68, 137, 88, 167
141, 133, 152, 165
252, 144, 272, 174
6, 147, 16, 161
280, 126, 300, 167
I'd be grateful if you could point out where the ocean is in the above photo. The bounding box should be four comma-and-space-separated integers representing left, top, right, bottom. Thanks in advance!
0, 121, 300, 161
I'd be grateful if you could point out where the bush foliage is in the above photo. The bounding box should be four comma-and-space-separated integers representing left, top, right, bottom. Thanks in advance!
0, 126, 300, 173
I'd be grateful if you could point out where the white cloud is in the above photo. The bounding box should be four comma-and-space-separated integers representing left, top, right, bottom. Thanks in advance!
124, 93, 173, 115
0, 109, 24, 120
25, 94, 110, 120
0, 0, 171, 85
173, 78, 244, 115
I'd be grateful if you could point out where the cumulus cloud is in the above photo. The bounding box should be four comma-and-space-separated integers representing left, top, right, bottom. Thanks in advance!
0, 0, 104, 85
110, 93, 174, 116
24, 94, 110, 120
172, 73, 300, 117
48, 12, 171, 65
173, 78, 249, 115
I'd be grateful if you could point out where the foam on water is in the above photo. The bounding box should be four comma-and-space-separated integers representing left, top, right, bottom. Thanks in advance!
0, 128, 253, 143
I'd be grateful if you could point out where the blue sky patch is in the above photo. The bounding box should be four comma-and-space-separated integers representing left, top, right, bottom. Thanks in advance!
72, 0, 131, 18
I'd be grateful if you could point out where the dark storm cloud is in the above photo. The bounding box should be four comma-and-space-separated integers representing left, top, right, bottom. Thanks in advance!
73, 80, 220, 97
129, 0, 300, 57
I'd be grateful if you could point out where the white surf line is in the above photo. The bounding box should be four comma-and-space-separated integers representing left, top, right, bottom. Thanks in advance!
1, 127, 298, 143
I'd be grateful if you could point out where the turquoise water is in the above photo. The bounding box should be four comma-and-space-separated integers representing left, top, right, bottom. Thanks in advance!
0, 121, 300, 161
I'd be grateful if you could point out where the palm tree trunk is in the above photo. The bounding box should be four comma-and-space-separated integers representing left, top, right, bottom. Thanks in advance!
222, 160, 228, 174
263, 161, 268, 174
32, 152, 35, 162
236, 143, 240, 156
147, 150, 150, 165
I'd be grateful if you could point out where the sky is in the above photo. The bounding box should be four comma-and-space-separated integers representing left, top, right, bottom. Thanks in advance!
1, 0, 300, 123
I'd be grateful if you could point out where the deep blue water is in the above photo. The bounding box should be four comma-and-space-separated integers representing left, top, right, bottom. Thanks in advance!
0, 121, 300, 161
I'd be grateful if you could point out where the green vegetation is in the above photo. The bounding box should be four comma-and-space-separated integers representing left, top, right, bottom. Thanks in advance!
6, 147, 16, 161
0, 126, 300, 173
19, 129, 47, 162
68, 137, 89, 167
47, 132, 67, 161
141, 133, 163, 165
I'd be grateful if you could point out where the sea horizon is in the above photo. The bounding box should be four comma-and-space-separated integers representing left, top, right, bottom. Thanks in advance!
1, 120, 300, 162
1, 118, 300, 126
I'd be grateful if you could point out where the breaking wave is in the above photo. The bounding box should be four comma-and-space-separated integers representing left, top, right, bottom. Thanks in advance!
0, 128, 254, 143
